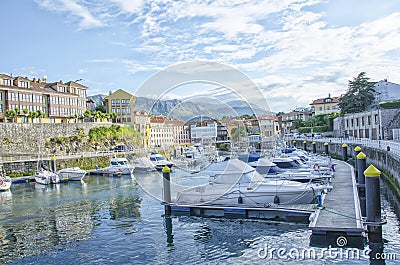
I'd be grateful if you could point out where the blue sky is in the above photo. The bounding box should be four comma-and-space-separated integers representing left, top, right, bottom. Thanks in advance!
1, 0, 400, 113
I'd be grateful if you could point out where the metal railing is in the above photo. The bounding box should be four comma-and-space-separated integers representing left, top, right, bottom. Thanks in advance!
285, 136, 400, 157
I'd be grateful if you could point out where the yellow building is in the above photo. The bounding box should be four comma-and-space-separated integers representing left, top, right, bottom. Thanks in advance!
103, 89, 136, 123
310, 94, 340, 115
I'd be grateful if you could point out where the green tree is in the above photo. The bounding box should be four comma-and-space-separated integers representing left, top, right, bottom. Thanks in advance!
291, 119, 304, 130
95, 105, 107, 113
338, 72, 376, 114
5, 109, 17, 122
28, 111, 38, 123
83, 110, 91, 118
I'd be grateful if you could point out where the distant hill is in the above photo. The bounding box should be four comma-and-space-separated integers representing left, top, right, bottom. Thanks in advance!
88, 95, 269, 120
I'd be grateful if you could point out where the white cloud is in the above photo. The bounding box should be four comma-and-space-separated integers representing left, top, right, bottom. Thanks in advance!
109, 0, 144, 14
35, 0, 104, 30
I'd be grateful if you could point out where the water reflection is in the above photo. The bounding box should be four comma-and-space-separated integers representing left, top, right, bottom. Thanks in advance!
0, 175, 142, 263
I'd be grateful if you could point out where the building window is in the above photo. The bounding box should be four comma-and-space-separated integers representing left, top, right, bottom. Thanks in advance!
325, 98, 332, 103
374, 114, 379, 124
319, 107, 322, 111
356, 118, 359, 126
19, 81, 29, 88
0, 92, 2, 100
0, 104, 2, 113
327, 106, 330, 110
361, 117, 364, 126
351, 119, 354, 127
1, 79, 12, 86
367, 116, 371, 125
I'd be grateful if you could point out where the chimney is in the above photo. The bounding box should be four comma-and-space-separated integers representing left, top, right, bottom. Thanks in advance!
109, 90, 112, 95
43, 76, 47, 83
33, 78, 36, 83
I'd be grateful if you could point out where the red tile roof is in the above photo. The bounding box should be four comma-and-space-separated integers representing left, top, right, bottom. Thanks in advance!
310, 96, 339, 105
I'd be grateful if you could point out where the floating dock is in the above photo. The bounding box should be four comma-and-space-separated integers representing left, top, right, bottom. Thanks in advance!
170, 203, 315, 223
167, 159, 365, 247
309, 159, 365, 247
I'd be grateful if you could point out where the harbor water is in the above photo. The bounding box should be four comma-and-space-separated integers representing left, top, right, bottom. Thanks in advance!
0, 169, 399, 264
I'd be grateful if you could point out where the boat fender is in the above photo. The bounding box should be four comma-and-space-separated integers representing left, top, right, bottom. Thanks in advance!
0, 178, 3, 186
274, 195, 280, 204
238, 196, 243, 204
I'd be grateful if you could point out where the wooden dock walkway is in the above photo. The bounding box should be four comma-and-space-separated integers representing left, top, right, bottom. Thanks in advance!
309, 159, 365, 247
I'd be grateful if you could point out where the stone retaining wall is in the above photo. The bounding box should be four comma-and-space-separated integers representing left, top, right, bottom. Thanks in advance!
0, 123, 112, 155
296, 140, 400, 195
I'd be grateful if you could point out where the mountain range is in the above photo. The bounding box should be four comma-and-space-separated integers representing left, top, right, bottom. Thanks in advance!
88, 95, 269, 121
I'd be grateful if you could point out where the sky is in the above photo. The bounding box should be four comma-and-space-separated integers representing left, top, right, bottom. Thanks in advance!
1, 0, 400, 113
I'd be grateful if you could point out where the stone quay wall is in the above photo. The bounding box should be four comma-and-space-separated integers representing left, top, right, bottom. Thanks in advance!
0, 123, 112, 155
296, 140, 400, 196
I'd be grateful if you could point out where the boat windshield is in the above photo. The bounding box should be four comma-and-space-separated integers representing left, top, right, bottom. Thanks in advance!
150, 156, 165, 161
268, 166, 285, 174
274, 161, 300, 169
118, 161, 127, 165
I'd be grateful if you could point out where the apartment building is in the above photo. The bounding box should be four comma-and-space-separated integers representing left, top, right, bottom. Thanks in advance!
166, 119, 191, 145
149, 116, 174, 148
132, 111, 151, 146
258, 116, 280, 137
103, 89, 136, 123
310, 94, 340, 115
0, 73, 87, 123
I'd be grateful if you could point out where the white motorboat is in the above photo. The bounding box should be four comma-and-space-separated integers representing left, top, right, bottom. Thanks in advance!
272, 157, 333, 176
0, 164, 12, 191
35, 170, 60, 185
107, 157, 134, 175
149, 152, 174, 171
249, 158, 331, 183
175, 159, 331, 205
132, 157, 156, 172
57, 167, 87, 181
0, 176, 12, 191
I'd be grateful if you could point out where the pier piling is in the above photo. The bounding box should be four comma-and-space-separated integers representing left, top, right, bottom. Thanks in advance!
354, 146, 362, 181
162, 165, 172, 215
303, 140, 307, 151
50, 157, 57, 172
364, 164, 383, 243
356, 152, 367, 217
312, 141, 316, 153
342, 143, 348, 161
324, 142, 329, 155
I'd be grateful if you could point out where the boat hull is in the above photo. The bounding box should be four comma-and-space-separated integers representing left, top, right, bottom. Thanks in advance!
0, 177, 12, 191
58, 169, 87, 181
35, 171, 60, 185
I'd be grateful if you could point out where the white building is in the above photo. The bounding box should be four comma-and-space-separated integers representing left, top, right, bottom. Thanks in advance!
190, 122, 217, 144
373, 79, 400, 103
150, 116, 174, 148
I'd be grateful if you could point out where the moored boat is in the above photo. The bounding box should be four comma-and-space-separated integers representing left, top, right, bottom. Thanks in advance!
0, 164, 12, 191
132, 157, 156, 172
57, 167, 87, 181
149, 152, 174, 171
175, 159, 331, 206
35, 170, 60, 185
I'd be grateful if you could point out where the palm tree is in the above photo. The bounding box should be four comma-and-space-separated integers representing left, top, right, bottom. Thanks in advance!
5, 109, 17, 123
28, 111, 38, 123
